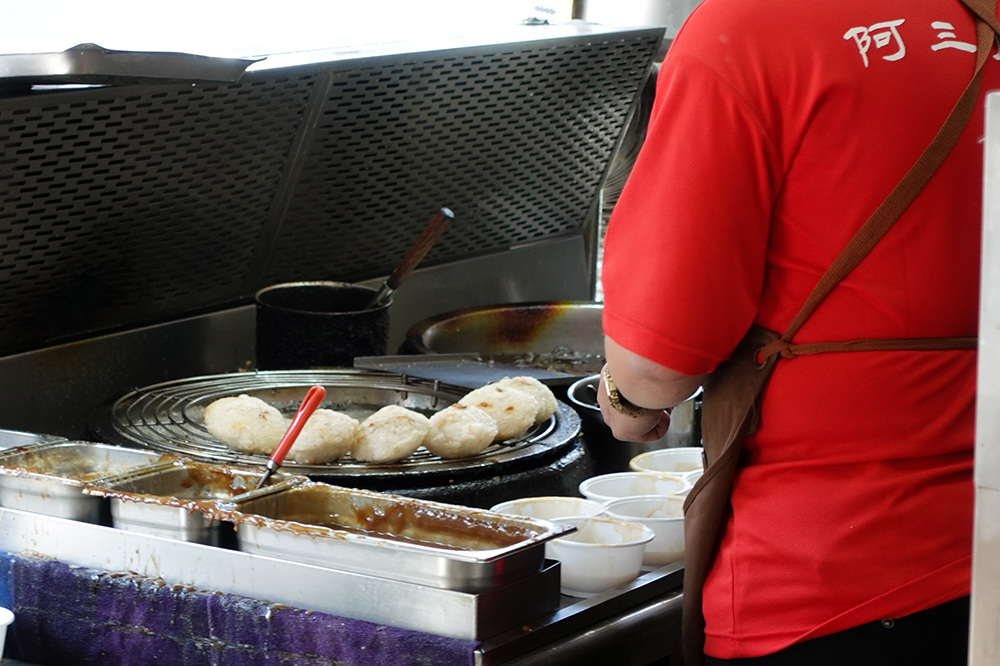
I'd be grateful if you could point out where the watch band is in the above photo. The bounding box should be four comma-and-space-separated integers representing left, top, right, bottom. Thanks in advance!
602, 366, 648, 418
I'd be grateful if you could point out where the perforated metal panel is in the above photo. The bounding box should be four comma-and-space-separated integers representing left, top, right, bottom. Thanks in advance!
263, 34, 661, 283
0, 26, 662, 356
0, 76, 314, 350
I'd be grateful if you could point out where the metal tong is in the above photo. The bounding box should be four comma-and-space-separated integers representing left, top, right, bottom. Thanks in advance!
256, 385, 326, 489
366, 207, 455, 310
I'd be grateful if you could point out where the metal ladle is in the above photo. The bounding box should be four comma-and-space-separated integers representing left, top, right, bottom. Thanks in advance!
366, 207, 454, 310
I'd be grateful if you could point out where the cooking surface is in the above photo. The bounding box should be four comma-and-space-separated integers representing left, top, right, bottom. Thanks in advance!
354, 353, 582, 388
91, 369, 581, 480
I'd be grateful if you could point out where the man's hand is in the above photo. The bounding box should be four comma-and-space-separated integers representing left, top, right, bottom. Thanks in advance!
596, 370, 673, 442
597, 336, 707, 442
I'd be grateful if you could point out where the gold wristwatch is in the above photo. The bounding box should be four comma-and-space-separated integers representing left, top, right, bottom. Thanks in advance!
602, 366, 648, 418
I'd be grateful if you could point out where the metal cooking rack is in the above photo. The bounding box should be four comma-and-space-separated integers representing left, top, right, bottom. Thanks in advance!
103, 369, 576, 478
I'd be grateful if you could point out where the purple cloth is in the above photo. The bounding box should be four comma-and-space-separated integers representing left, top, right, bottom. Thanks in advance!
1, 553, 477, 666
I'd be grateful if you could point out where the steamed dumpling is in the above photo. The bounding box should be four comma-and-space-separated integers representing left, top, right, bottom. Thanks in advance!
352, 405, 431, 463
203, 394, 290, 455
496, 376, 558, 421
286, 409, 358, 464
423, 404, 499, 459
458, 384, 538, 441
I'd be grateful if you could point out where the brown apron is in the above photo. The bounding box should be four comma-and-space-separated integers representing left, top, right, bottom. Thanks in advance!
678, 1, 997, 663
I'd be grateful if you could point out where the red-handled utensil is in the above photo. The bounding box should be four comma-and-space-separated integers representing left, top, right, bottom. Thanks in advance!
255, 385, 326, 489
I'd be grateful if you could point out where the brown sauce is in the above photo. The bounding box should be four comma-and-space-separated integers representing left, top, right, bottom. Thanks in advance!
223, 485, 539, 552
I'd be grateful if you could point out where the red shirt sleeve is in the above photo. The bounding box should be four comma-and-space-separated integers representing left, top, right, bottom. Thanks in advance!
601, 52, 780, 376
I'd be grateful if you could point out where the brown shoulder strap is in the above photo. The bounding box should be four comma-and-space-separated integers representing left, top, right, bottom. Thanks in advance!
964, 0, 1000, 34
759, 1, 995, 362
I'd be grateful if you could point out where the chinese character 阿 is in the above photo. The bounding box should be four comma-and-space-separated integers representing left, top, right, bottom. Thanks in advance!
844, 19, 906, 67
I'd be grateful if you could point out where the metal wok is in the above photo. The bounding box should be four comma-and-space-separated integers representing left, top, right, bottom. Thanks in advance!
399, 301, 604, 385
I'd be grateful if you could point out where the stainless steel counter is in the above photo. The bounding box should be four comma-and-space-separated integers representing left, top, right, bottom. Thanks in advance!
0, 505, 683, 665
478, 565, 683, 666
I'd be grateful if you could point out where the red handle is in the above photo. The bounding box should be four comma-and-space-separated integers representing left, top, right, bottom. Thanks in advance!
269, 385, 326, 466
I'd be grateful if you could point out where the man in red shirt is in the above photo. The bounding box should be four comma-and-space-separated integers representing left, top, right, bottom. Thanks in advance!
598, 0, 994, 662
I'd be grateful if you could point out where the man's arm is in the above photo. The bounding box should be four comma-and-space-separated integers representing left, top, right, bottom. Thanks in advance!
597, 335, 706, 442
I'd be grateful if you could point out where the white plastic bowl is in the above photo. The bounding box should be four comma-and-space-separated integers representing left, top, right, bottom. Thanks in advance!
0, 606, 13, 656
490, 496, 605, 521
682, 468, 704, 486
546, 515, 654, 597
579, 471, 690, 505
604, 495, 685, 567
629, 447, 704, 476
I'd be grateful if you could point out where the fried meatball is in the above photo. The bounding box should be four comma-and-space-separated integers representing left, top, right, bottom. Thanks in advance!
458, 384, 539, 441
203, 394, 290, 455
496, 376, 558, 422
286, 409, 359, 464
352, 405, 431, 463
423, 403, 499, 459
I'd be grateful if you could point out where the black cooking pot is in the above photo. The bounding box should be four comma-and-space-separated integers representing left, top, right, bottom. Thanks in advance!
255, 281, 390, 370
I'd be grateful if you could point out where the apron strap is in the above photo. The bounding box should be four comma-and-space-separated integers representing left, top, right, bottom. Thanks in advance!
760, 0, 996, 362
759, 335, 977, 362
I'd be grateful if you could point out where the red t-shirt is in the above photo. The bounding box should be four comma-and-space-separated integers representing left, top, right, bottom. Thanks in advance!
602, 0, 994, 658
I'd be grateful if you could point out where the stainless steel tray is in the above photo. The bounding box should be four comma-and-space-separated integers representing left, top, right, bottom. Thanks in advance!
210, 481, 574, 592
0, 428, 65, 450
0, 506, 561, 641
84, 461, 308, 545
0, 441, 175, 523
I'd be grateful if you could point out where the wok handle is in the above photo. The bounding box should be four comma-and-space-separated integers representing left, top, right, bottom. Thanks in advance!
385, 207, 454, 290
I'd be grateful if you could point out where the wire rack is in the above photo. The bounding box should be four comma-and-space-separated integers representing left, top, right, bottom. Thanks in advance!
95, 369, 580, 480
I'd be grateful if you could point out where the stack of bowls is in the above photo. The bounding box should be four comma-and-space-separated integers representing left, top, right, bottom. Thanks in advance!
577, 451, 700, 569
629, 447, 704, 486
490, 495, 653, 598
604, 494, 685, 567
578, 470, 690, 505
